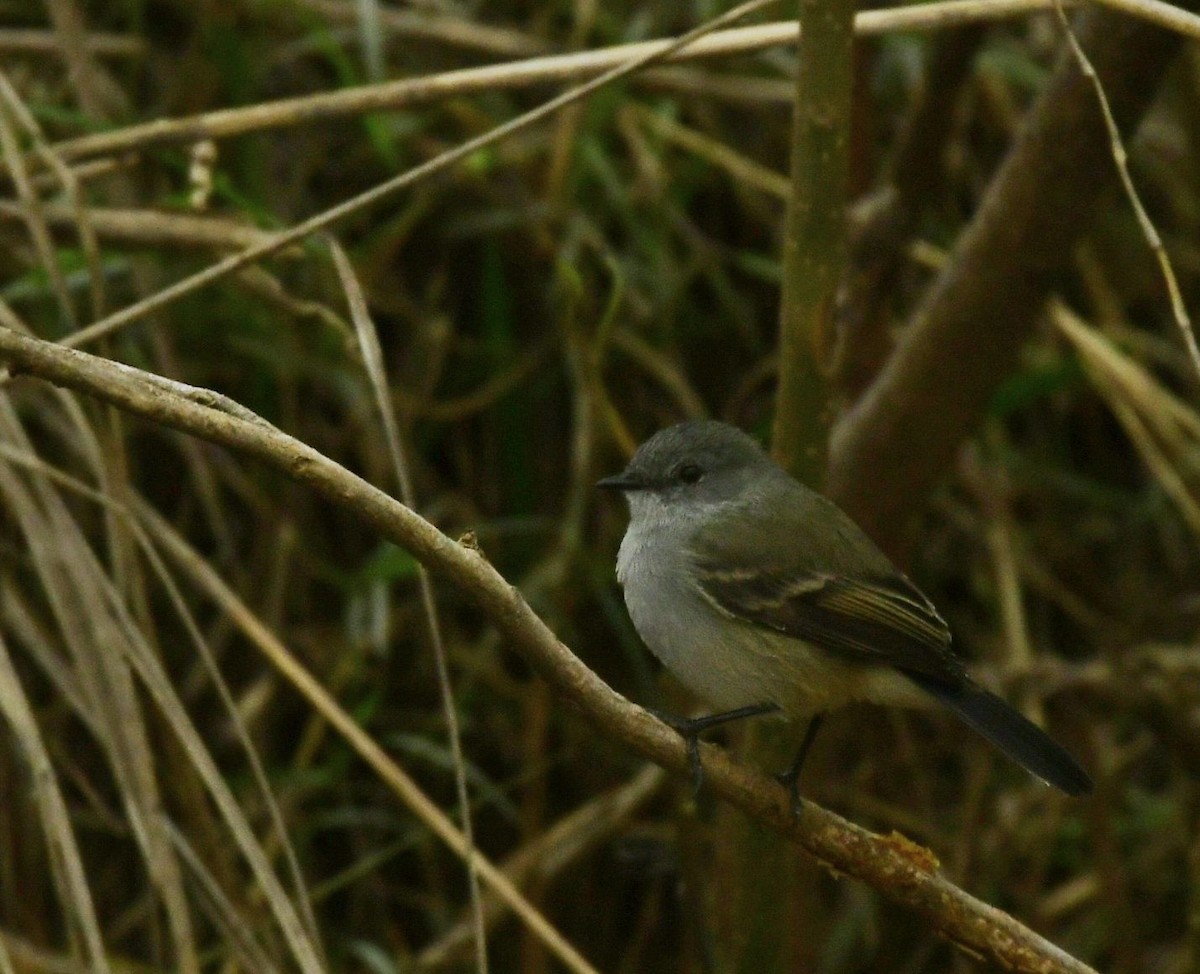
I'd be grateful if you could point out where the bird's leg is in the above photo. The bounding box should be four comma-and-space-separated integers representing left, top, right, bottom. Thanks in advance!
775, 714, 825, 817
649, 703, 779, 797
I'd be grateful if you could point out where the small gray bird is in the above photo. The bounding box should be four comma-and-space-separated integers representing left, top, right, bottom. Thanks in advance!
598, 420, 1091, 804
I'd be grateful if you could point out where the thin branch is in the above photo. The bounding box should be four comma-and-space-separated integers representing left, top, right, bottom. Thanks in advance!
0, 29, 143, 58
0, 326, 1098, 974
0, 201, 291, 252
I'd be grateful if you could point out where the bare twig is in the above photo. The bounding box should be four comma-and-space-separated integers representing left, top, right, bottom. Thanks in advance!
0, 29, 143, 58
0, 201, 291, 252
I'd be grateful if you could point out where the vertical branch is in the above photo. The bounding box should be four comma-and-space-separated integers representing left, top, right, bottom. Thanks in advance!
770, 0, 856, 481
730, 4, 858, 971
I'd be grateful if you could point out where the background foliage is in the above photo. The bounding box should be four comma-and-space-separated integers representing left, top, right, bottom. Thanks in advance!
1, 0, 1199, 972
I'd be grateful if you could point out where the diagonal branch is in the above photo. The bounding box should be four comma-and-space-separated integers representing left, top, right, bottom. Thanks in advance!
0, 327, 1096, 974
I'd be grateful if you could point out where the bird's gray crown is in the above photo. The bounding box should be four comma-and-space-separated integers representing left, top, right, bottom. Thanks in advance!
598, 420, 776, 498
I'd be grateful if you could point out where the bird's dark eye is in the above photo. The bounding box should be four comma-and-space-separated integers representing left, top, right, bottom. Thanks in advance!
677, 463, 704, 484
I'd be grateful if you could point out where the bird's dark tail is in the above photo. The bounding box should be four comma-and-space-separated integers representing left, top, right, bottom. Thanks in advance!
906, 674, 1092, 796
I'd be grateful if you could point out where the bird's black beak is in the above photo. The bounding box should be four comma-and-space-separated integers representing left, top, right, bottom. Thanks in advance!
596, 471, 644, 491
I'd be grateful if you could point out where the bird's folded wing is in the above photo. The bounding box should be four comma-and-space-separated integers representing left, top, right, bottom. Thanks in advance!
692, 561, 965, 686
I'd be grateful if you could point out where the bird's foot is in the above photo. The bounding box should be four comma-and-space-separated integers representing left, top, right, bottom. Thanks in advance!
646, 709, 708, 797
775, 713, 825, 819
647, 703, 779, 798
773, 766, 804, 819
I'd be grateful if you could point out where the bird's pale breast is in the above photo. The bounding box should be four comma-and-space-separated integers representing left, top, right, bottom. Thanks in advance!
616, 514, 920, 715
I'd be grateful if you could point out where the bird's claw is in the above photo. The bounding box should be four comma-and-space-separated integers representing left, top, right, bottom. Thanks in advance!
773, 767, 804, 819
647, 708, 708, 796
685, 734, 704, 799
646, 703, 779, 799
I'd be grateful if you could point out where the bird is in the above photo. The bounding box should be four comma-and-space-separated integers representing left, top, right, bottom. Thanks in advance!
598, 419, 1091, 809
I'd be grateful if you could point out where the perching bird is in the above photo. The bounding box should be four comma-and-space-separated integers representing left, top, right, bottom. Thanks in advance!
598, 420, 1091, 806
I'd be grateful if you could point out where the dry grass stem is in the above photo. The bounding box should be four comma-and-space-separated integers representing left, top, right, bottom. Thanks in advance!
127, 513, 323, 958
0, 201, 294, 252
164, 822, 287, 974
962, 442, 1042, 722
636, 106, 789, 200
0, 632, 110, 974
0, 425, 597, 972
0, 28, 143, 57
0, 72, 105, 318
0, 400, 203, 974
0, 85, 79, 330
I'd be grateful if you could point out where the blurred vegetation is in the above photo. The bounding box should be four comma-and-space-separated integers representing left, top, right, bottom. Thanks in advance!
1, 0, 1200, 972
